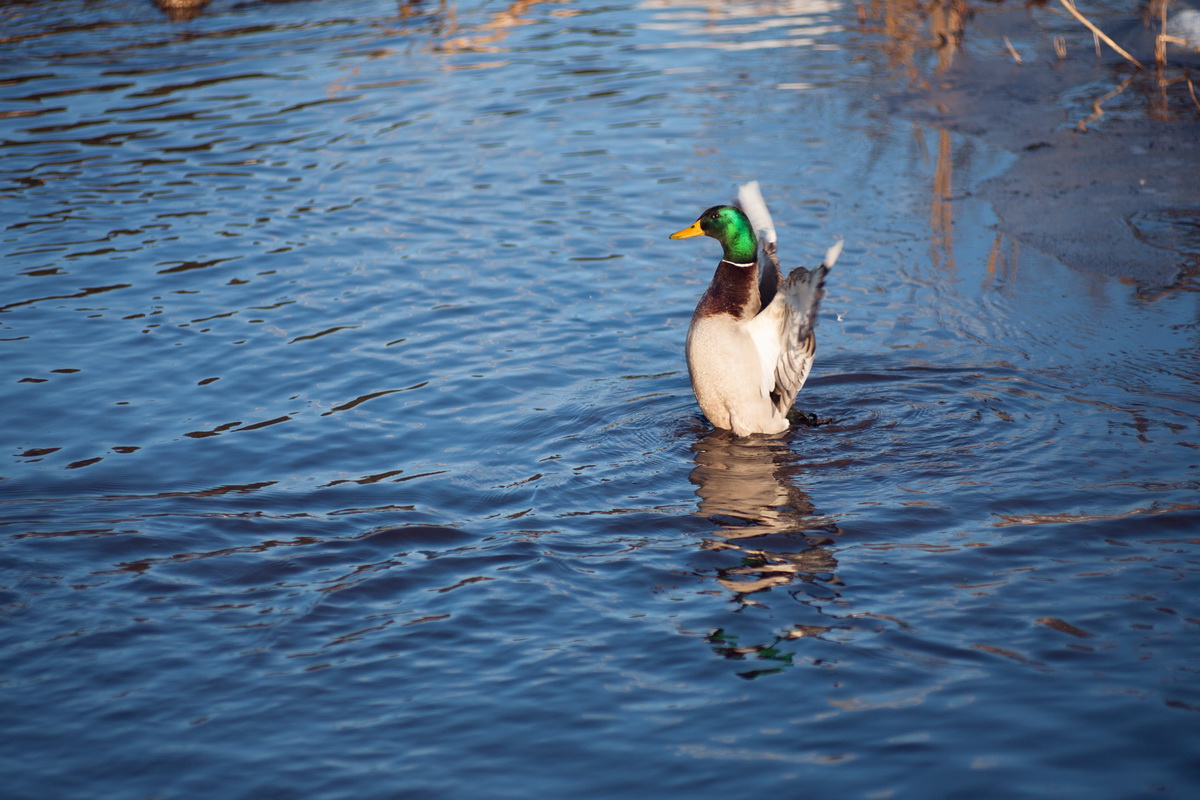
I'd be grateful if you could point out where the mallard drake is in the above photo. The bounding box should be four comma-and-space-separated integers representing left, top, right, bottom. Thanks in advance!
670, 181, 842, 436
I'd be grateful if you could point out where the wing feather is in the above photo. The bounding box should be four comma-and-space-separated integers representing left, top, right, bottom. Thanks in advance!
737, 180, 845, 419
744, 240, 843, 415
736, 181, 781, 307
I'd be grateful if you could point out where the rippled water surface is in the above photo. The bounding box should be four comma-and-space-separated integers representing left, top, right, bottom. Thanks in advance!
3, 1, 1199, 798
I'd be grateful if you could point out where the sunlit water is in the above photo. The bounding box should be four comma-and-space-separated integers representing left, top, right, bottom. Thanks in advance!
2, 1, 1199, 798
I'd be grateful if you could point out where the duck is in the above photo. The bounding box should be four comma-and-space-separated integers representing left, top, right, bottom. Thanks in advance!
669, 181, 843, 437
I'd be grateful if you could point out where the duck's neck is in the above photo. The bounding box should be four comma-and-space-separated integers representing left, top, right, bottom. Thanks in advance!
695, 258, 761, 321
720, 229, 757, 265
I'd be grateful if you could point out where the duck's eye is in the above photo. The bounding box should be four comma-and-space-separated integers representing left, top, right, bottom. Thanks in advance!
707, 213, 720, 220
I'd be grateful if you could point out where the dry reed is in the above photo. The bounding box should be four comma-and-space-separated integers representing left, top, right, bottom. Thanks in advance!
1056, 0, 1143, 68
1002, 35, 1023, 63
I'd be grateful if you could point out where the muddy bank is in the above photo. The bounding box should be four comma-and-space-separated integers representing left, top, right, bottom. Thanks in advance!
889, 1, 1200, 286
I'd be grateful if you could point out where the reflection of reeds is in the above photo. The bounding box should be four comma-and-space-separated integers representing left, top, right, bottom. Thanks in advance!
436, 0, 573, 54
859, 0, 965, 82
1076, 71, 1137, 131
858, 0, 964, 269
985, 232, 1020, 286
931, 126, 955, 271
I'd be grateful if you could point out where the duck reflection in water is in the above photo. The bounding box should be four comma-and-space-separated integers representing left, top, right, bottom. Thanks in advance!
689, 428, 842, 677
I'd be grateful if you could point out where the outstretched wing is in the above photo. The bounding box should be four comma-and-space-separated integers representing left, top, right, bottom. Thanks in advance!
745, 240, 843, 416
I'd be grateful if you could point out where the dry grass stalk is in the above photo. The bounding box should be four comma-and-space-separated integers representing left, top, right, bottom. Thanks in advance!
1058, 0, 1144, 69
1003, 35, 1023, 63
1053, 35, 1068, 60
1157, 34, 1188, 67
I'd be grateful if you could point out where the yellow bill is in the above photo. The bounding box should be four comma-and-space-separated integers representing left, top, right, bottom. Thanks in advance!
669, 220, 704, 239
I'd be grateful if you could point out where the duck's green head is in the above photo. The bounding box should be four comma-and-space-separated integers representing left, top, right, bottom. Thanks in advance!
669, 205, 757, 264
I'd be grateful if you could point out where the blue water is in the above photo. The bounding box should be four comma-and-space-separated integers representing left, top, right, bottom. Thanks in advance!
3, 1, 1199, 798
